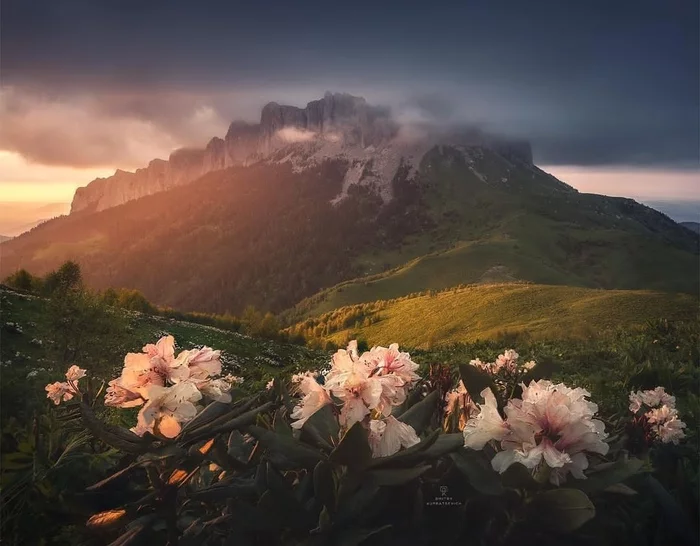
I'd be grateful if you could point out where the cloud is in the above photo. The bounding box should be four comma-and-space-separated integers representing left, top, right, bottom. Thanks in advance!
0, 87, 238, 169
276, 127, 317, 143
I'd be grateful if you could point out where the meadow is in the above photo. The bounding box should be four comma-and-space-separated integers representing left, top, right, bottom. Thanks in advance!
1, 276, 698, 545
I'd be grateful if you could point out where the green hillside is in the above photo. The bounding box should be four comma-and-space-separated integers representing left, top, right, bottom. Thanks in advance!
0, 285, 326, 424
288, 147, 698, 319
287, 283, 699, 348
1, 146, 697, 318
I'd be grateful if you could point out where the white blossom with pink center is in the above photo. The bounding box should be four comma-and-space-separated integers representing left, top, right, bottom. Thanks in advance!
629, 386, 686, 445
464, 380, 609, 484
289, 341, 422, 455
368, 416, 420, 458
131, 382, 202, 438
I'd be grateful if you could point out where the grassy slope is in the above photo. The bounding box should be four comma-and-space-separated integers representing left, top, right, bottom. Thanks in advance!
302, 284, 698, 348
288, 148, 698, 319
0, 287, 326, 406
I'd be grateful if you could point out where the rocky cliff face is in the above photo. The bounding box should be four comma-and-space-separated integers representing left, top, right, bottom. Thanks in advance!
70, 92, 533, 214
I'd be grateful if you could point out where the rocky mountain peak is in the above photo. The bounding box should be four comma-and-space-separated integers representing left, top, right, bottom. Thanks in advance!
69, 92, 535, 214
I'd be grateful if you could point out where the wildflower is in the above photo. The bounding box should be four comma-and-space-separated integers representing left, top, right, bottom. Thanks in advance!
132, 382, 202, 438
365, 343, 420, 384
65, 365, 86, 382
104, 378, 143, 408
172, 346, 223, 382
463, 388, 509, 449
464, 381, 609, 484
629, 387, 686, 445
265, 379, 275, 391
194, 377, 233, 403
290, 375, 331, 429
45, 381, 76, 405
368, 416, 420, 457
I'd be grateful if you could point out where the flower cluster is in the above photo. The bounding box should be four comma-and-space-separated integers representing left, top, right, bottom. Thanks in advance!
443, 350, 535, 431
45, 365, 86, 405
629, 387, 686, 445
290, 341, 421, 458
46, 336, 241, 439
470, 349, 536, 376
463, 380, 609, 485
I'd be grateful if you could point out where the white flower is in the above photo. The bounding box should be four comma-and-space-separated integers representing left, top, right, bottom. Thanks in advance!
195, 378, 233, 403
131, 382, 202, 438
463, 388, 509, 449
173, 346, 223, 382
104, 378, 144, 408
629, 387, 685, 444
365, 343, 420, 385
464, 381, 608, 484
45, 381, 77, 405
290, 375, 331, 430
65, 365, 86, 382
368, 416, 420, 458
657, 417, 686, 444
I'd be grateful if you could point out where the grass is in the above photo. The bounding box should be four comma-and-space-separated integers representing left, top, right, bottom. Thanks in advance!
290, 283, 699, 349
0, 285, 327, 420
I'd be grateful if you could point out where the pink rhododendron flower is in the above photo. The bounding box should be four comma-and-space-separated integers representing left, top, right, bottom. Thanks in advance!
194, 378, 233, 403
173, 347, 223, 382
368, 416, 420, 457
131, 382, 202, 438
45, 381, 76, 405
290, 375, 331, 429
104, 378, 143, 408
463, 388, 509, 449
366, 343, 420, 384
464, 381, 609, 484
65, 365, 86, 382
629, 387, 686, 444
290, 341, 420, 438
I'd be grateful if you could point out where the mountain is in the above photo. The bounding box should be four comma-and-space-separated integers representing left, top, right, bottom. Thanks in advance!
680, 221, 700, 234
1, 93, 698, 316
0, 235, 13, 243
70, 92, 532, 213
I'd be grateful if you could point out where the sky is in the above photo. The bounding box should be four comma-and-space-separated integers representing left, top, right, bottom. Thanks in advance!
0, 0, 698, 223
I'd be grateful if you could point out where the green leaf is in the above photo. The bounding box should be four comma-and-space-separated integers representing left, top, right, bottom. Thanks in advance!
500, 462, 539, 490
574, 456, 645, 494
366, 464, 431, 486
421, 433, 465, 459
450, 449, 504, 496
273, 407, 292, 436
313, 460, 336, 515
248, 425, 324, 469
329, 422, 372, 471
397, 390, 439, 434
646, 475, 698, 546
301, 404, 340, 451
526, 489, 595, 533
458, 363, 496, 405
179, 401, 232, 435
603, 483, 637, 495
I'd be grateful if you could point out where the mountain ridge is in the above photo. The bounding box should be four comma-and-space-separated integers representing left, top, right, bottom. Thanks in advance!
2, 142, 697, 316
70, 92, 534, 213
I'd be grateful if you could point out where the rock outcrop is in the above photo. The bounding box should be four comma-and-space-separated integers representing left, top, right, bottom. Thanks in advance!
70, 92, 534, 214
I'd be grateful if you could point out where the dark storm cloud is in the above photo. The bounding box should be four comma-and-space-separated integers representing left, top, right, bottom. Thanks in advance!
1, 0, 698, 169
